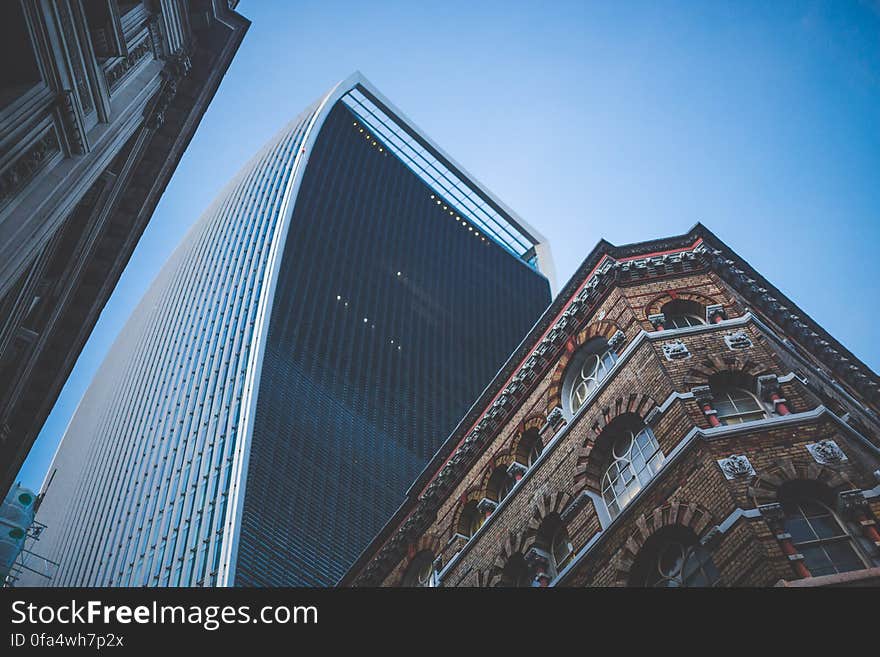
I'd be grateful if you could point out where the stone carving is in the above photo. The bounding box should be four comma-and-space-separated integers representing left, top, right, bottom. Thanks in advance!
476, 497, 498, 515
56, 0, 93, 113
547, 406, 565, 428
705, 303, 725, 323
806, 439, 847, 465
608, 329, 626, 351
58, 90, 87, 155
662, 340, 690, 360
690, 385, 713, 406
724, 330, 753, 350
0, 130, 60, 208
145, 53, 193, 129
105, 36, 154, 91
836, 489, 868, 515
717, 454, 755, 479
755, 374, 780, 401
648, 313, 665, 329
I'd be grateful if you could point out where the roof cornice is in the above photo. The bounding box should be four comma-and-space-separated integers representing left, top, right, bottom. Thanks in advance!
340, 223, 879, 586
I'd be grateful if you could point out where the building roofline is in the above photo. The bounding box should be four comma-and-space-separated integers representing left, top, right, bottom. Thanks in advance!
339, 71, 555, 287
339, 221, 879, 586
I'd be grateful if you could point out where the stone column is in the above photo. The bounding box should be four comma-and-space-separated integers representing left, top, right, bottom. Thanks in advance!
648, 313, 665, 331
760, 502, 811, 579
838, 490, 880, 549
525, 547, 552, 587
757, 374, 791, 416
477, 497, 498, 521
692, 386, 721, 428
706, 304, 726, 324
545, 406, 566, 438
507, 461, 528, 482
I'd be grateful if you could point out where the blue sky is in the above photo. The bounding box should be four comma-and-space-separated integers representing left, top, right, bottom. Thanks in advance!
15, 0, 880, 491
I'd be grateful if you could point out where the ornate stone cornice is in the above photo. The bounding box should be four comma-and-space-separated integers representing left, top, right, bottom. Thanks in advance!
697, 240, 879, 404
343, 224, 880, 586
104, 35, 154, 92
0, 130, 60, 210
144, 52, 193, 130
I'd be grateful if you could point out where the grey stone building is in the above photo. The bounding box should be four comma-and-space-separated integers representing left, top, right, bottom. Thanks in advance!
0, 1, 249, 495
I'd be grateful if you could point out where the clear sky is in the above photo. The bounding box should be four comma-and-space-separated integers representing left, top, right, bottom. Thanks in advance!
14, 0, 880, 492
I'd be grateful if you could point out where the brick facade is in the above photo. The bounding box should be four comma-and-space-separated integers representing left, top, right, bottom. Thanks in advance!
341, 225, 880, 588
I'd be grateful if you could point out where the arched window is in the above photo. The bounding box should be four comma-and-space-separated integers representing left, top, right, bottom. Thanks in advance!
713, 388, 766, 425
601, 424, 665, 519
486, 467, 514, 504
534, 514, 575, 579
551, 526, 574, 572
497, 554, 531, 587
516, 428, 544, 467
563, 337, 618, 415
401, 550, 436, 587
781, 484, 866, 577
660, 299, 705, 329
457, 500, 484, 538
709, 372, 768, 425
629, 526, 720, 587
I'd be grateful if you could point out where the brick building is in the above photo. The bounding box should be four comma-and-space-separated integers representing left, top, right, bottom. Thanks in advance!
342, 224, 880, 588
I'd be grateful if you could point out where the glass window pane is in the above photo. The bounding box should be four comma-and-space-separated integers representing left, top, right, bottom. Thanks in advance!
824, 542, 863, 573
809, 515, 843, 540
801, 545, 834, 576
631, 451, 646, 471
784, 517, 815, 543
648, 453, 665, 473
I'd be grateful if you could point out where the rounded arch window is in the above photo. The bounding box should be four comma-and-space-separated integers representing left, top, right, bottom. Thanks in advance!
660, 299, 705, 329
497, 554, 531, 587
401, 550, 436, 587
602, 424, 665, 519
551, 526, 574, 572
630, 527, 720, 587
780, 483, 867, 577
713, 388, 766, 425
563, 337, 618, 415
486, 467, 514, 504
457, 500, 484, 538
516, 428, 544, 467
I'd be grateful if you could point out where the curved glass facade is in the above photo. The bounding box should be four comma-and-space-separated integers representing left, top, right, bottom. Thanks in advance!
22, 75, 551, 587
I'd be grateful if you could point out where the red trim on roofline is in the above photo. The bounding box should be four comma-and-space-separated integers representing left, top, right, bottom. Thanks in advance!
415, 236, 704, 498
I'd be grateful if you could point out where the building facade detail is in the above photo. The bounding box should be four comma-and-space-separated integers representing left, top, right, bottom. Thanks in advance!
717, 455, 756, 479
724, 330, 753, 350
662, 340, 690, 361
0, 1, 249, 495
806, 439, 848, 465
342, 225, 880, 588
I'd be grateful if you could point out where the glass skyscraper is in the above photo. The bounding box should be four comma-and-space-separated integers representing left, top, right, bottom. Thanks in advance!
21, 73, 552, 587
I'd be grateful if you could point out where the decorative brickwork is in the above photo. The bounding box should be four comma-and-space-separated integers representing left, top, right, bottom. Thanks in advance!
573, 397, 660, 495
748, 456, 850, 504
546, 320, 626, 412
644, 290, 724, 319
612, 501, 716, 585
342, 226, 880, 588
